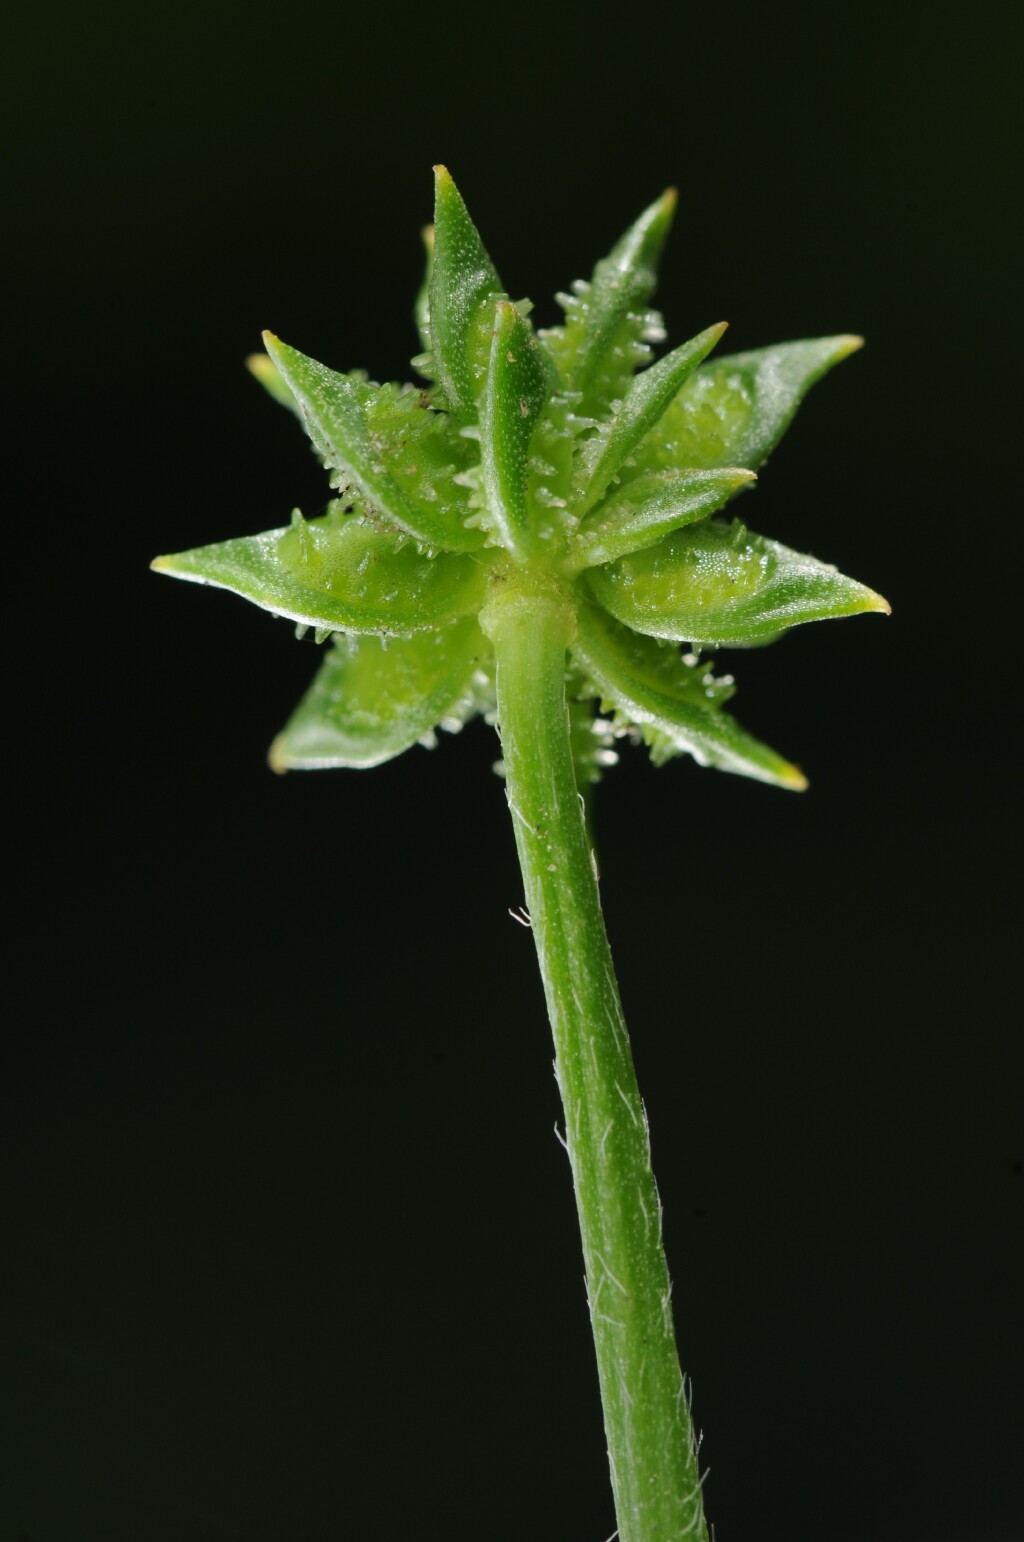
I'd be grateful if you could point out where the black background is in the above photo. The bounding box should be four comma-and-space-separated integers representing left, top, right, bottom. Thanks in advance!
4, 2, 1021, 1539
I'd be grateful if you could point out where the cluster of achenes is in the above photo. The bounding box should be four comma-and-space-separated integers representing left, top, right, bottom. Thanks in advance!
154, 167, 887, 789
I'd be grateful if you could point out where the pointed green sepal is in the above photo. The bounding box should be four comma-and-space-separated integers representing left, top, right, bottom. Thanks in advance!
428, 166, 505, 418
269, 618, 491, 771
247, 353, 301, 414
151, 505, 488, 637
545, 189, 676, 411
623, 335, 864, 481
586, 517, 890, 647
565, 467, 756, 574
480, 300, 552, 560
572, 601, 807, 789
578, 321, 728, 511
263, 333, 483, 553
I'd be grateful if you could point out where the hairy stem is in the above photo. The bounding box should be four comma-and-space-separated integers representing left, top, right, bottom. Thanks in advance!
481, 583, 709, 1542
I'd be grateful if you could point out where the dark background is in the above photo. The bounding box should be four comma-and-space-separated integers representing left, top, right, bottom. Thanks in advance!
4, 2, 1020, 1539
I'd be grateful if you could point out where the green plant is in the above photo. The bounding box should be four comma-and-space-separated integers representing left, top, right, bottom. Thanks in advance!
153, 166, 887, 1542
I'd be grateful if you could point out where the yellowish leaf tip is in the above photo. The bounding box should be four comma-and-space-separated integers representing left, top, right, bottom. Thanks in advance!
660, 187, 679, 214
268, 736, 290, 775
837, 334, 865, 358
860, 585, 891, 616
783, 764, 810, 792
150, 554, 171, 572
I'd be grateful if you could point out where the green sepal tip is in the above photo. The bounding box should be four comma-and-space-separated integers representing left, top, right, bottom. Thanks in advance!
263, 331, 485, 553
428, 165, 506, 419
578, 320, 729, 512
566, 466, 757, 575
151, 504, 488, 638
543, 188, 676, 413
620, 335, 865, 487
587, 516, 890, 647
270, 617, 491, 771
573, 601, 808, 790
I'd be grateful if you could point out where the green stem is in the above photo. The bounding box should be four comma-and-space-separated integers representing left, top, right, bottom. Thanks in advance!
481, 582, 709, 1542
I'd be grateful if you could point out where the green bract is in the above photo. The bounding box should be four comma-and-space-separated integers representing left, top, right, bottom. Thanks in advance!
154, 166, 888, 787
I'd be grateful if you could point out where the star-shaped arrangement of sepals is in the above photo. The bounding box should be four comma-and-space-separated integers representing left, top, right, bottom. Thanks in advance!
153, 166, 888, 789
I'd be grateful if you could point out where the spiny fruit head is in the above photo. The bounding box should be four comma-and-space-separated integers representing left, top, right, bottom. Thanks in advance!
153, 167, 887, 790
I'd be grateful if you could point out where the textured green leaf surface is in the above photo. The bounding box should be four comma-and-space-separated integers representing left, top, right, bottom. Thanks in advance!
567, 467, 755, 574
152, 507, 487, 636
543, 190, 676, 415
481, 301, 552, 558
622, 335, 863, 483
572, 602, 807, 789
587, 518, 889, 646
270, 618, 490, 770
428, 166, 505, 417
264, 334, 482, 552
578, 321, 728, 510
